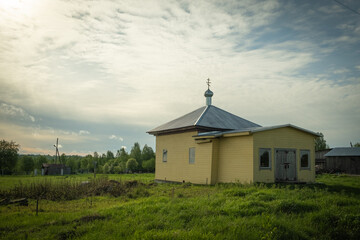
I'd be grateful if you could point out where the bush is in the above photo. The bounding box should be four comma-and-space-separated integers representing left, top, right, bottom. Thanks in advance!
126, 158, 138, 172
142, 158, 155, 172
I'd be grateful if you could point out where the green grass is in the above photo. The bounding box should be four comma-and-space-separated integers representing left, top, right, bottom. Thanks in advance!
0, 173, 154, 190
1, 174, 359, 239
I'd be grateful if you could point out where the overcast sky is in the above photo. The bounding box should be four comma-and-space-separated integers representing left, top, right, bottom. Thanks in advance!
0, 0, 359, 156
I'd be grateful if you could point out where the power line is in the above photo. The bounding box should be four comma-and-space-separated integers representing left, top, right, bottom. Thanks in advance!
334, 0, 360, 16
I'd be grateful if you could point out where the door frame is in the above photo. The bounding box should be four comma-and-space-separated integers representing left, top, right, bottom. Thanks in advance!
274, 148, 297, 182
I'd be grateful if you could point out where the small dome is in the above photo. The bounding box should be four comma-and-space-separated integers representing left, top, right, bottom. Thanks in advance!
204, 89, 213, 97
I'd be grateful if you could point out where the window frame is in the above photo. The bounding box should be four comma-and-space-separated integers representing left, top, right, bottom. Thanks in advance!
259, 148, 272, 170
300, 150, 310, 170
189, 147, 195, 164
162, 149, 167, 163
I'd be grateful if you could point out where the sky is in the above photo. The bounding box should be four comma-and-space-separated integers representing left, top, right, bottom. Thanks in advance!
0, 0, 359, 156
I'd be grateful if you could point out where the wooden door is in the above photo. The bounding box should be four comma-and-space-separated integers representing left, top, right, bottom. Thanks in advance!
276, 149, 297, 181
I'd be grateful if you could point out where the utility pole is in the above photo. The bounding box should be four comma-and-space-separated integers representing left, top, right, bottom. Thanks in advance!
53, 138, 60, 164
94, 161, 97, 179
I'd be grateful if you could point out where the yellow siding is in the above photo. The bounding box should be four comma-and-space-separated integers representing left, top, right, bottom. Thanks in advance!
155, 131, 213, 184
217, 135, 254, 183
210, 139, 219, 184
253, 127, 316, 183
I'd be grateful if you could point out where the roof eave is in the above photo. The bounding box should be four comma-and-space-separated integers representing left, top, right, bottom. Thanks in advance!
250, 124, 321, 137
148, 125, 228, 136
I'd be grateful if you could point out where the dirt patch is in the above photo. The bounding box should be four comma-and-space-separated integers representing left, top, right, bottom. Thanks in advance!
125, 180, 138, 188
57, 229, 78, 240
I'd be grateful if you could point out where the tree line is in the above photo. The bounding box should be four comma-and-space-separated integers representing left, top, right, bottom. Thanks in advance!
0, 140, 155, 175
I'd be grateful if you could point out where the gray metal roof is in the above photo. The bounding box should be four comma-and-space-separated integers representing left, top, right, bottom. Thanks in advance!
147, 105, 261, 135
324, 147, 360, 157
195, 124, 320, 138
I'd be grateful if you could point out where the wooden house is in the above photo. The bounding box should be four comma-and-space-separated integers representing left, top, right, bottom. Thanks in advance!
323, 148, 360, 174
148, 86, 319, 184
315, 149, 332, 172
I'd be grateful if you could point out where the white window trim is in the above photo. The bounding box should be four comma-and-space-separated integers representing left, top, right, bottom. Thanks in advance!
259, 148, 272, 169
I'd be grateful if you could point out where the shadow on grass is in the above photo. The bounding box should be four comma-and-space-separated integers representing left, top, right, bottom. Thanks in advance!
254, 182, 360, 196
324, 184, 360, 196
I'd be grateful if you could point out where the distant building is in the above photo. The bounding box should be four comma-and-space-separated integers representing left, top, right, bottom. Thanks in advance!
42, 164, 71, 175
315, 149, 332, 171
147, 84, 319, 184
323, 148, 360, 174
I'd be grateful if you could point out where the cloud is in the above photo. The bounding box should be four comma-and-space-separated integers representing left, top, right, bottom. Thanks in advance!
79, 130, 90, 135
0, 103, 35, 122
333, 68, 350, 74
0, 0, 359, 152
109, 135, 124, 141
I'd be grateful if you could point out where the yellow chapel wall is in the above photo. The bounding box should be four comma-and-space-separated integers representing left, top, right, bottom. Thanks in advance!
216, 135, 254, 183
155, 131, 213, 184
253, 127, 316, 183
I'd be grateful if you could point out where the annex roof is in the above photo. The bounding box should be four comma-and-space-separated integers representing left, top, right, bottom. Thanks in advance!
324, 147, 360, 157
147, 105, 261, 135
195, 124, 320, 138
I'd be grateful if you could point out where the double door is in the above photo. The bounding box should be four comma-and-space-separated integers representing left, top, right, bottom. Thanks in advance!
275, 149, 296, 182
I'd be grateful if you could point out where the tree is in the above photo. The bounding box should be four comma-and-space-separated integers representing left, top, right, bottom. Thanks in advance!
65, 157, 76, 174
130, 142, 142, 170
354, 143, 360, 147
126, 158, 138, 172
21, 155, 34, 173
142, 158, 155, 172
60, 153, 66, 165
117, 147, 129, 164
141, 144, 155, 162
106, 150, 114, 160
315, 132, 329, 151
0, 140, 19, 175
35, 155, 47, 169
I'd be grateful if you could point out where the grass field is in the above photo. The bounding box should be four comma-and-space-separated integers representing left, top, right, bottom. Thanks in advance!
0, 174, 359, 239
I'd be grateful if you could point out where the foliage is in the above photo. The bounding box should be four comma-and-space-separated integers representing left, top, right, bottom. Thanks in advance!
354, 143, 360, 147
141, 144, 155, 162
0, 142, 154, 174
0, 177, 146, 201
20, 155, 34, 173
0, 139, 19, 174
130, 142, 142, 170
142, 158, 155, 172
126, 158, 138, 172
60, 153, 66, 165
106, 150, 114, 160
35, 155, 48, 169
315, 132, 329, 151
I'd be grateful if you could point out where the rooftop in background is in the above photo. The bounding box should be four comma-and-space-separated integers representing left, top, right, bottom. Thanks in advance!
324, 147, 360, 157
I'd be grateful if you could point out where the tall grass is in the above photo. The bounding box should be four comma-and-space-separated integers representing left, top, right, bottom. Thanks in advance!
0, 176, 150, 200
0, 174, 359, 239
